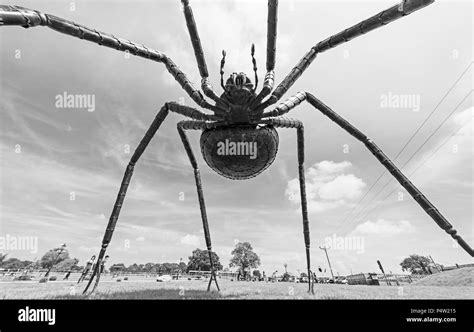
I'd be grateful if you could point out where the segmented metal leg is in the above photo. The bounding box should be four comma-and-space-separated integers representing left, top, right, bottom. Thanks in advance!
82, 103, 217, 294
0, 5, 223, 112
260, 117, 314, 294
181, 0, 222, 106
177, 121, 220, 291
90, 265, 105, 294
82, 105, 170, 294
261, 92, 474, 257
304, 93, 474, 257
256, 0, 435, 112
249, 0, 278, 110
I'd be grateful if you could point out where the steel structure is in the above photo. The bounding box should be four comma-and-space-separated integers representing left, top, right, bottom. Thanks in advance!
1, 0, 472, 295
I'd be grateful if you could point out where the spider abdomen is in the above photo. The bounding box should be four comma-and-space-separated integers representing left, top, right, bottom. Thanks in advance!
200, 126, 279, 180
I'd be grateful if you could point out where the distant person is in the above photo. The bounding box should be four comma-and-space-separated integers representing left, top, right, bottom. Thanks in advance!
77, 255, 96, 284
100, 255, 109, 274
263, 271, 266, 282
63, 269, 72, 280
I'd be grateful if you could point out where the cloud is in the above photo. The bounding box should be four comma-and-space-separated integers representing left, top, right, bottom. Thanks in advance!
286, 161, 366, 213
318, 174, 366, 200
179, 234, 201, 246
352, 219, 415, 235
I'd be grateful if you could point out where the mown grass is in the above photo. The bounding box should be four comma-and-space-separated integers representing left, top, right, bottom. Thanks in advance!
412, 267, 474, 287
1, 275, 472, 300
52, 289, 229, 300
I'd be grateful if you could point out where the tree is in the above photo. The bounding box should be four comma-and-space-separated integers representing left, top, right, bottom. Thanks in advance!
187, 248, 223, 272
40, 246, 69, 271
281, 272, 291, 282
160, 262, 180, 274
144, 263, 155, 272
52, 258, 79, 271
253, 270, 261, 279
284, 263, 288, 273
109, 263, 126, 273
178, 262, 187, 273
150, 263, 161, 273
127, 263, 140, 273
0, 253, 7, 264
300, 272, 308, 278
0, 258, 32, 270
229, 242, 260, 277
400, 254, 434, 275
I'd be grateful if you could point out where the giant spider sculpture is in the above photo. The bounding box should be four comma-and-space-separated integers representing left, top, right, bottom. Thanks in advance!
1, 0, 472, 295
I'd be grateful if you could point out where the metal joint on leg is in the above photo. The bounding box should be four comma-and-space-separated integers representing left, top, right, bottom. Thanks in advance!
83, 104, 171, 294
268, 117, 313, 294
178, 124, 220, 291
305, 92, 473, 257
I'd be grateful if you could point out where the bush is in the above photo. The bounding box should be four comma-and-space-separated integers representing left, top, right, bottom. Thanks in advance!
116, 279, 121, 282
39, 277, 48, 283
49, 276, 57, 281
14, 275, 33, 281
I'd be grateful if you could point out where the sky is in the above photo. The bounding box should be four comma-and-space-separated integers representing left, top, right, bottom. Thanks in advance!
0, 0, 472, 277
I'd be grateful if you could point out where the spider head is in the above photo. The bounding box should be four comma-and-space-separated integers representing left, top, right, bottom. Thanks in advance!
223, 72, 256, 105
219, 45, 259, 106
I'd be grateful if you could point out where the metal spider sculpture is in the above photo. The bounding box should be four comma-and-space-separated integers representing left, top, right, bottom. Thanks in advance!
1, 0, 472, 295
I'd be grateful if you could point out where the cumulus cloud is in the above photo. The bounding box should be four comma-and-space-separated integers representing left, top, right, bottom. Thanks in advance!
352, 219, 415, 235
286, 161, 366, 213
180, 234, 201, 246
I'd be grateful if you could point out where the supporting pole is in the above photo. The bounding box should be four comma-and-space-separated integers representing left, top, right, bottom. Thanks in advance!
319, 246, 335, 281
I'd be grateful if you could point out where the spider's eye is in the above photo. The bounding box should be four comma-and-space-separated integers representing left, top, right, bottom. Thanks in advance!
236, 76, 243, 86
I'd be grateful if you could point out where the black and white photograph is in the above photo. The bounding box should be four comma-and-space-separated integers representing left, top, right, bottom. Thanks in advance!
0, 0, 472, 328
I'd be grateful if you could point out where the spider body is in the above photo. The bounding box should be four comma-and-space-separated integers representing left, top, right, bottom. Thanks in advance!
200, 125, 279, 180
217, 72, 257, 123
2, 0, 471, 297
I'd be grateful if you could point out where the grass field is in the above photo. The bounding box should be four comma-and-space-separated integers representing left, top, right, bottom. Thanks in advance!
1, 275, 472, 299
412, 267, 474, 287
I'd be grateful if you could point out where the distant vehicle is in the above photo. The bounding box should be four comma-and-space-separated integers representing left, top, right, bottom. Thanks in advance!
156, 275, 172, 282
335, 277, 348, 284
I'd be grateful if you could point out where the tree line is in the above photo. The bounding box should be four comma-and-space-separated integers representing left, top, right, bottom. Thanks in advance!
0, 242, 262, 276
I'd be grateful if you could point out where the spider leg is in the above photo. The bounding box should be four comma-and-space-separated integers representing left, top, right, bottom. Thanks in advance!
181, 0, 224, 108
249, 0, 278, 110
0, 5, 222, 113
260, 117, 314, 294
255, 0, 435, 112
177, 120, 221, 292
82, 104, 218, 294
261, 92, 474, 257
